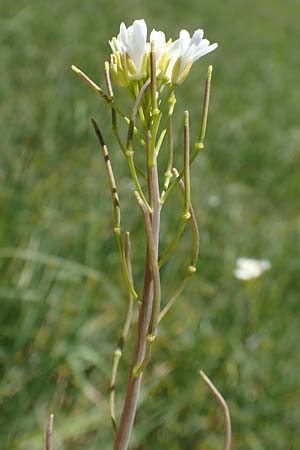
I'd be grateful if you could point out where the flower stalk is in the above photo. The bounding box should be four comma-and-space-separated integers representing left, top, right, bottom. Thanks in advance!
71, 18, 230, 450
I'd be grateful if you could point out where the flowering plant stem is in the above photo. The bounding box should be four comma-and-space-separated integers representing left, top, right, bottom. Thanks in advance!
70, 20, 231, 450
93, 63, 197, 450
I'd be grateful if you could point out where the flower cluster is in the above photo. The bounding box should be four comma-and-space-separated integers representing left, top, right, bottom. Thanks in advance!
109, 19, 218, 87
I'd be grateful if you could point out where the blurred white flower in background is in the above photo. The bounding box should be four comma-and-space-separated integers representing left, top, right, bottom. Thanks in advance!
234, 257, 271, 281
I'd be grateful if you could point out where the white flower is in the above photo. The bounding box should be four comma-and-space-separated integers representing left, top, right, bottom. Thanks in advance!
167, 29, 218, 84
234, 257, 271, 281
109, 20, 218, 86
110, 19, 148, 80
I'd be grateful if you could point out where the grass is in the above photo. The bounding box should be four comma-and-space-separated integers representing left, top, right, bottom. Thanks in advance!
1, 0, 300, 449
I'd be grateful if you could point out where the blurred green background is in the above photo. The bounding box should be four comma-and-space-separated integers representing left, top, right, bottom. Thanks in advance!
1, 0, 300, 449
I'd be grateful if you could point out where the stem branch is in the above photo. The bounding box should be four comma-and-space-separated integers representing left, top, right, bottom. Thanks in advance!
110, 232, 135, 434
199, 370, 232, 450
91, 119, 138, 302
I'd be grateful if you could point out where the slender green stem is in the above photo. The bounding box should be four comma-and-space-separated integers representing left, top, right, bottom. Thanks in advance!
155, 92, 176, 159
155, 129, 167, 155
148, 57, 161, 166
160, 144, 202, 204
133, 333, 155, 376
110, 350, 121, 434
148, 112, 161, 166
132, 190, 160, 376
158, 168, 199, 321
126, 151, 151, 212
175, 167, 199, 269
125, 78, 152, 211
158, 217, 188, 269
196, 65, 213, 147
133, 81, 146, 128
110, 232, 135, 434
156, 91, 176, 158
160, 96, 176, 198
150, 42, 158, 114
148, 85, 174, 166
135, 166, 147, 181
125, 232, 134, 324
183, 110, 191, 216
163, 118, 173, 188
189, 212, 199, 270
159, 111, 191, 268
160, 68, 213, 205
199, 370, 232, 450
158, 277, 189, 323
91, 119, 138, 302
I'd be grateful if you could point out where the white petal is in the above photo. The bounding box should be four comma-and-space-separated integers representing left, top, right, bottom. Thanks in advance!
164, 39, 181, 78
116, 35, 126, 55
178, 31, 191, 71
192, 43, 218, 62
127, 19, 147, 70
179, 29, 191, 50
190, 29, 204, 46
109, 39, 115, 52
119, 22, 128, 47
133, 19, 147, 43
150, 29, 160, 42
150, 29, 166, 60
150, 29, 166, 47
198, 38, 210, 49
181, 51, 192, 71
168, 38, 181, 58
